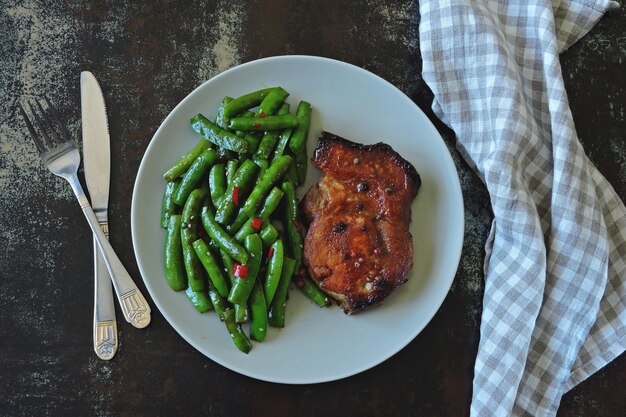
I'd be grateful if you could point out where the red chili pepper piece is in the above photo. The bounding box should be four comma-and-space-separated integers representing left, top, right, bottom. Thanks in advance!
232, 263, 249, 279
231, 186, 239, 206
237, 264, 249, 278
298, 267, 306, 277
358, 257, 365, 263
258, 112, 266, 118
253, 122, 260, 128
268, 247, 275, 259
251, 217, 262, 230
349, 250, 357, 258
294, 277, 305, 288
293, 219, 302, 232
373, 247, 381, 255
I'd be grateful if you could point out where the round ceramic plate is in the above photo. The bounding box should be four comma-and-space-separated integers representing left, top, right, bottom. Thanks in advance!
131, 55, 464, 384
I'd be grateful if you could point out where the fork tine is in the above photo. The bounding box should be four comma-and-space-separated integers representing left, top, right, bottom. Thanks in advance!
35, 98, 62, 144
27, 99, 54, 148
19, 102, 46, 153
44, 96, 71, 142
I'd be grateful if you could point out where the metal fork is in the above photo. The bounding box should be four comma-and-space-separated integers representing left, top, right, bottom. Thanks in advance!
20, 97, 151, 329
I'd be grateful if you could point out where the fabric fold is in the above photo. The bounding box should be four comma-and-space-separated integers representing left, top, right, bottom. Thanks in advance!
419, 0, 625, 415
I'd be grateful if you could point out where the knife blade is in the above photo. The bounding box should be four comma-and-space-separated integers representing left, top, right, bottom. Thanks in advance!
81, 71, 118, 360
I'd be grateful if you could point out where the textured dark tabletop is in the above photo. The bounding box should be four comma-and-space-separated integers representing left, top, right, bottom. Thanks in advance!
1, 1, 624, 416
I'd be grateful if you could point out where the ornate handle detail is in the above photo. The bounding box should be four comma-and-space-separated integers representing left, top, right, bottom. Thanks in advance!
94, 320, 118, 360
67, 178, 152, 331
93, 221, 118, 360
121, 289, 151, 329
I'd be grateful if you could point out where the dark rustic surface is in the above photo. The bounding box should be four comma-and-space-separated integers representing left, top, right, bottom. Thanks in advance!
0, 1, 624, 416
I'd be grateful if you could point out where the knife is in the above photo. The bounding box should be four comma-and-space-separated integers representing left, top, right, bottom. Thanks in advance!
81, 71, 118, 360
82, 72, 151, 352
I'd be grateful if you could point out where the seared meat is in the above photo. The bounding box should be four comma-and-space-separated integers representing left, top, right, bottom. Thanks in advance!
302, 132, 420, 314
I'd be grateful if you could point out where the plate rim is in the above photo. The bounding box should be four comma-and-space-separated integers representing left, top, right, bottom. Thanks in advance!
131, 54, 465, 384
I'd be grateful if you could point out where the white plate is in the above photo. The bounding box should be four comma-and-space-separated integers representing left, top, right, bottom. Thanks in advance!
131, 56, 464, 384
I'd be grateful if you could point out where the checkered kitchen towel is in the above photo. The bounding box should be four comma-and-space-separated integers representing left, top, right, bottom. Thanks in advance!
419, 0, 625, 415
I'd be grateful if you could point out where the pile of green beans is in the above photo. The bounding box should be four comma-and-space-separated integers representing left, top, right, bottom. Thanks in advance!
160, 87, 329, 353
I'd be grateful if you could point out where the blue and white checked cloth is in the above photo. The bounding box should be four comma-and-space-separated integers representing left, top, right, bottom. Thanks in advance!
419, 1, 625, 415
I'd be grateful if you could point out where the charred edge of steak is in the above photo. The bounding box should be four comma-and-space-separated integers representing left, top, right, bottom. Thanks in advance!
314, 131, 421, 191
323, 274, 401, 314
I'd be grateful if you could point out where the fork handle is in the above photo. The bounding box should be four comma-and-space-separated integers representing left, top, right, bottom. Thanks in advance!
93, 223, 118, 360
68, 177, 151, 329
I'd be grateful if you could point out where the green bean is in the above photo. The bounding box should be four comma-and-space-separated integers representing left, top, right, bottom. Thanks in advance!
235, 111, 255, 137
223, 87, 275, 120
218, 250, 251, 324
235, 304, 249, 324
190, 114, 249, 154
255, 87, 289, 117
294, 146, 308, 185
234, 112, 262, 154
216, 96, 233, 129
253, 157, 269, 180
164, 140, 211, 181
185, 287, 213, 313
219, 250, 250, 325
181, 231, 205, 291
255, 103, 290, 160
206, 235, 221, 254
228, 234, 262, 305
227, 210, 248, 233
200, 206, 249, 264
182, 188, 207, 234
233, 218, 262, 244
219, 249, 236, 285
264, 239, 284, 305
213, 97, 237, 159
257, 186, 284, 217
272, 128, 293, 163
181, 189, 207, 292
298, 276, 330, 307
243, 132, 261, 154
214, 160, 258, 225
209, 164, 226, 208
222, 308, 252, 354
173, 148, 218, 206
230, 111, 261, 154
207, 281, 229, 320
229, 114, 298, 131
286, 161, 298, 185
198, 181, 213, 212
234, 187, 284, 243
268, 257, 296, 328
225, 159, 239, 189
282, 180, 303, 269
242, 155, 293, 217
257, 134, 280, 160
249, 280, 268, 342
260, 224, 278, 248
164, 215, 186, 291
192, 239, 230, 298
161, 180, 180, 228
288, 101, 312, 154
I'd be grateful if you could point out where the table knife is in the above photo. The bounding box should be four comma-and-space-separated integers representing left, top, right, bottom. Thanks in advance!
81, 71, 118, 359
81, 72, 151, 345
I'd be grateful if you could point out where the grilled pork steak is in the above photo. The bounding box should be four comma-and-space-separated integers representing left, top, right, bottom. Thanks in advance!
302, 132, 420, 314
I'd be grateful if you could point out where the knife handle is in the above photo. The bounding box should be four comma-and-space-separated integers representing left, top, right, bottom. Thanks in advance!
68, 177, 151, 329
93, 222, 118, 360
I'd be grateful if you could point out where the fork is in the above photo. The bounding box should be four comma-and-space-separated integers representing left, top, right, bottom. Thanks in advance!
20, 97, 151, 329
